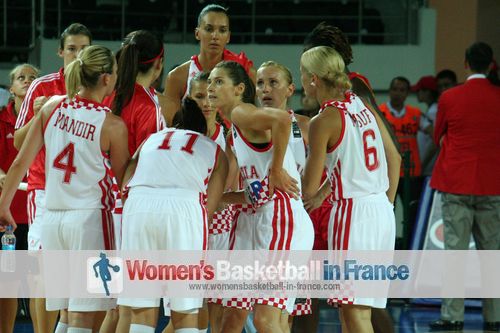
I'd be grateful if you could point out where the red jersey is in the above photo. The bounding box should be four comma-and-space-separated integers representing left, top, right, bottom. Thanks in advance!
107, 83, 165, 155
0, 102, 28, 223
15, 68, 66, 191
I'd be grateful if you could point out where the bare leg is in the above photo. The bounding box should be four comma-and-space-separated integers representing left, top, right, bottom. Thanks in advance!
170, 310, 198, 330
99, 309, 119, 333
92, 311, 106, 332
341, 305, 373, 333
0, 298, 18, 333
35, 298, 58, 333
207, 303, 224, 333
198, 304, 209, 332
371, 308, 394, 333
220, 307, 249, 333
116, 306, 132, 333
253, 304, 284, 333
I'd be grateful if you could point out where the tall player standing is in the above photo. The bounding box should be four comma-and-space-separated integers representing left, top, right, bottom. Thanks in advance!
160, 4, 255, 126
0, 45, 129, 333
13, 23, 92, 333
301, 46, 400, 333
207, 61, 314, 333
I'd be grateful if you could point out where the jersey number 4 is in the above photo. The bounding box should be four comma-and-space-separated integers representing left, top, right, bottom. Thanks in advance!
362, 129, 379, 171
158, 131, 199, 154
53, 142, 77, 183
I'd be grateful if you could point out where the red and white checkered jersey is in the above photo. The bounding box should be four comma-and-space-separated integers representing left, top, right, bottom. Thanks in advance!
322, 92, 388, 200
288, 110, 306, 176
16, 68, 66, 191
43, 95, 113, 210
231, 125, 301, 210
127, 128, 220, 193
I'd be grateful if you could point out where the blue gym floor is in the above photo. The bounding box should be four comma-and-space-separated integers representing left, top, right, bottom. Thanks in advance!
12, 300, 493, 333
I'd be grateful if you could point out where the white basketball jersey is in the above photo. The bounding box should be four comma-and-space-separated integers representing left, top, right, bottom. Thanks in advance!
44, 95, 113, 210
288, 110, 307, 176
323, 92, 389, 200
210, 123, 226, 151
128, 128, 219, 193
231, 125, 301, 203
182, 56, 203, 99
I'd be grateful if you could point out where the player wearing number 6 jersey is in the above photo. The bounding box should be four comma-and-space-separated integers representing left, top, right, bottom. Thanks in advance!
301, 46, 400, 333
0, 45, 129, 330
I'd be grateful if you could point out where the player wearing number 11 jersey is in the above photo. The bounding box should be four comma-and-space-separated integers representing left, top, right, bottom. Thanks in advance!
301, 46, 400, 331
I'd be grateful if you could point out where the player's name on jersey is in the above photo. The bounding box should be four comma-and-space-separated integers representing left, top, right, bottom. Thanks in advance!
348, 108, 374, 129
53, 111, 97, 141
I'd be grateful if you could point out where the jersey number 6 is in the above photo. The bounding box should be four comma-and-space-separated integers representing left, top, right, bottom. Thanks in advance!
362, 129, 379, 171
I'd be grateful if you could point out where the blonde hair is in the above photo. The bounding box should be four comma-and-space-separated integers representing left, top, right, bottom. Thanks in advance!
258, 60, 293, 85
300, 46, 352, 91
9, 64, 40, 85
65, 45, 114, 99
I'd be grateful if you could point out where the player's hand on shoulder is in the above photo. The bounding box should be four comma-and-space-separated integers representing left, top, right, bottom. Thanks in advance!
33, 96, 49, 115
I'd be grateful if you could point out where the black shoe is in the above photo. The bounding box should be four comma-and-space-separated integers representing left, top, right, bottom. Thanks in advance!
429, 319, 464, 331
484, 321, 500, 331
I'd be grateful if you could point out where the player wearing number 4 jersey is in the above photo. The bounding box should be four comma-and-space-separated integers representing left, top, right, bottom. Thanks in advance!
0, 45, 129, 331
301, 46, 400, 333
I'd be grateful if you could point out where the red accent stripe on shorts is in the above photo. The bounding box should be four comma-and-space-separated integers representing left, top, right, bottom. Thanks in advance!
27, 190, 36, 226
200, 193, 208, 250
284, 192, 294, 250
269, 199, 280, 249
342, 199, 353, 250
101, 209, 114, 250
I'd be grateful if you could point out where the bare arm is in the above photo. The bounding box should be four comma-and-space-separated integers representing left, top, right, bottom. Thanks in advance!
206, 148, 229, 219
160, 63, 189, 126
364, 99, 401, 203
295, 114, 310, 146
303, 178, 331, 212
302, 110, 340, 200
232, 105, 298, 197
224, 136, 239, 191
102, 114, 130, 189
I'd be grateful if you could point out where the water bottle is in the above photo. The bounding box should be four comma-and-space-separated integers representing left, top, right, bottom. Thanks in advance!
1, 225, 16, 250
1, 225, 16, 272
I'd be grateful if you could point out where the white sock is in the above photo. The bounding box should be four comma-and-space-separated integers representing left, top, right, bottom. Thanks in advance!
129, 324, 155, 333
67, 328, 92, 333
55, 322, 68, 333
174, 329, 198, 333
199, 329, 208, 333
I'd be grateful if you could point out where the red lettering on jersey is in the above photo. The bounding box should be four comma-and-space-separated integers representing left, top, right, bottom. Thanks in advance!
349, 109, 373, 129
249, 165, 259, 179
158, 131, 175, 150
53, 111, 96, 141
181, 133, 199, 155
239, 165, 259, 180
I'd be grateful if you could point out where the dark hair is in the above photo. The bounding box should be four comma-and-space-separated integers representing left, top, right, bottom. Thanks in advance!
65, 45, 114, 99
214, 61, 255, 104
113, 30, 164, 116
436, 69, 457, 83
59, 23, 92, 50
197, 4, 229, 27
389, 76, 410, 91
178, 97, 207, 135
465, 42, 493, 73
303, 22, 353, 66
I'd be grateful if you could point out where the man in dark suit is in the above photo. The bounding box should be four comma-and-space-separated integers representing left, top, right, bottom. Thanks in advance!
429, 42, 500, 331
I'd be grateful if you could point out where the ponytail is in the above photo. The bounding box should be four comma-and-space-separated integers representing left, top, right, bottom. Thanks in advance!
65, 45, 114, 99
178, 97, 207, 135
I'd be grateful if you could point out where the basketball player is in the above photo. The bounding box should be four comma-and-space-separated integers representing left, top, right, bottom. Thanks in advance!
302, 22, 400, 333
160, 4, 255, 126
0, 45, 129, 333
0, 63, 39, 333
104, 29, 166, 333
255, 60, 312, 330
207, 61, 314, 333
117, 97, 228, 333
301, 46, 400, 333
12, 23, 92, 333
